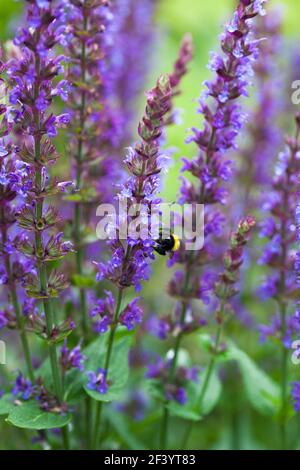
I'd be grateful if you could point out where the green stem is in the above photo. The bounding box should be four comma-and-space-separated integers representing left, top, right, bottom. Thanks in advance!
34, 126, 63, 397
159, 329, 186, 450
62, 426, 70, 450
160, 408, 169, 450
32, 54, 69, 449
160, 265, 191, 450
91, 289, 124, 450
85, 393, 93, 450
74, 5, 88, 338
278, 177, 289, 450
0, 205, 34, 381
279, 301, 288, 450
199, 325, 222, 405
181, 322, 223, 449
12, 285, 35, 382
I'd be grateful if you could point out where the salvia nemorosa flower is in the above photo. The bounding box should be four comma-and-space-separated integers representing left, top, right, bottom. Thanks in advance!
59, 0, 117, 203
146, 359, 199, 405
165, 33, 194, 126
7, 0, 74, 403
8, 0, 73, 291
91, 32, 194, 343
86, 368, 108, 395
179, 0, 266, 207
291, 203, 300, 413
93, 30, 194, 297
151, 3, 265, 448
256, 115, 300, 437
163, 0, 265, 375
168, 0, 266, 300
215, 216, 257, 303
226, 7, 283, 330
291, 381, 300, 412
0, 48, 36, 379
89, 40, 192, 414
115, 390, 149, 422
108, 0, 157, 144
60, 340, 86, 372
90, 290, 143, 333
11, 372, 35, 401
88, 75, 172, 406
94, 75, 172, 294
258, 115, 300, 347
232, 6, 283, 216
11, 371, 68, 414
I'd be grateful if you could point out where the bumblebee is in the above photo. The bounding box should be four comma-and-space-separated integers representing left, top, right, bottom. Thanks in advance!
153, 230, 181, 256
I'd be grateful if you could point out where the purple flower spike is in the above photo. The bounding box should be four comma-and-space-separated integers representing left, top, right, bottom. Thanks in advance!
119, 298, 143, 331
0, 311, 9, 330
151, 1, 264, 424
146, 359, 199, 406
291, 382, 300, 412
259, 115, 300, 348
11, 372, 34, 401
60, 341, 86, 372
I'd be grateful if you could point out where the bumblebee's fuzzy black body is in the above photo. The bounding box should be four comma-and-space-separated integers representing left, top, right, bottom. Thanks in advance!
154, 232, 180, 256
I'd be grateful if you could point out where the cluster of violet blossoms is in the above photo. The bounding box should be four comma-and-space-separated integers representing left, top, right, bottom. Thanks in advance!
89, 41, 193, 393
59, 0, 121, 206
90, 291, 142, 333
233, 7, 283, 215
56, 0, 157, 340
227, 6, 284, 329
291, 203, 300, 412
169, 0, 266, 300
91, 34, 195, 345
92, 76, 173, 336
108, 0, 157, 143
0, 50, 34, 336
8, 0, 74, 296
3, 0, 78, 407
257, 114, 300, 347
11, 335, 86, 413
146, 0, 267, 404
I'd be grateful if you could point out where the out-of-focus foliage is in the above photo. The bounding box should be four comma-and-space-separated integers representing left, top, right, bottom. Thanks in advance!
0, 1, 22, 41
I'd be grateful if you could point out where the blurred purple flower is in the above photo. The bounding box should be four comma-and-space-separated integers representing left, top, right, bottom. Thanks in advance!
87, 369, 108, 395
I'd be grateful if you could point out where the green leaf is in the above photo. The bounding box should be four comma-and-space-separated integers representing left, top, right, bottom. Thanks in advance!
84, 331, 132, 403
198, 333, 232, 362
63, 372, 84, 404
146, 379, 165, 403
0, 394, 15, 416
6, 400, 71, 430
227, 345, 281, 417
35, 331, 133, 406
167, 368, 222, 421
200, 368, 223, 415
198, 334, 281, 418
35, 358, 85, 405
